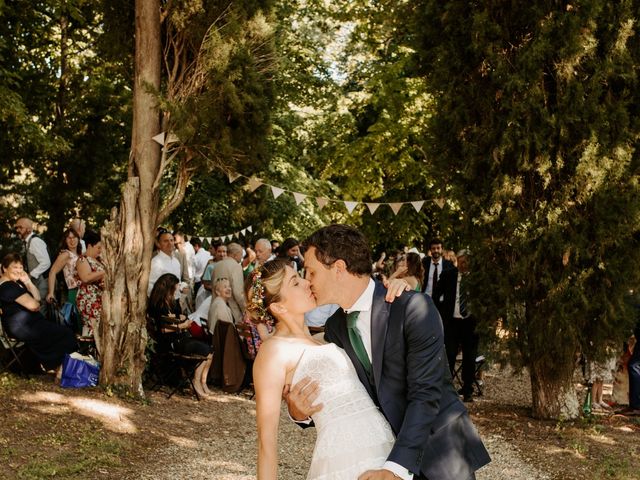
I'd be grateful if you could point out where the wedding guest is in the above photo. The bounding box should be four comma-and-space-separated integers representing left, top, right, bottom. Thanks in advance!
421, 237, 454, 296
14, 217, 51, 315
0, 253, 77, 374
210, 243, 246, 324
76, 230, 105, 337
148, 273, 213, 399
387, 252, 424, 291
277, 237, 304, 272
46, 228, 82, 305
190, 237, 212, 295
208, 278, 234, 332
69, 218, 87, 253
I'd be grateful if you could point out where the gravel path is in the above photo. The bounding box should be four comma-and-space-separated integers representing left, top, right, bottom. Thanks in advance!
134, 379, 551, 480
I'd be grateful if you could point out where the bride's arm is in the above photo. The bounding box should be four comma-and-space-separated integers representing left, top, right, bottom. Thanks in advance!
253, 342, 288, 480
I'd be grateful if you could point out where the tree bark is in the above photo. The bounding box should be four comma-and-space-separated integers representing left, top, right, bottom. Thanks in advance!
529, 357, 580, 420
97, 0, 162, 395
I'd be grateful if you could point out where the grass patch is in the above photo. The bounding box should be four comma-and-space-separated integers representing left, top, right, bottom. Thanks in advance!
15, 429, 125, 479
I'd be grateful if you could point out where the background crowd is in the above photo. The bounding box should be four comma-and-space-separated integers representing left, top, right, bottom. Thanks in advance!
1, 217, 639, 414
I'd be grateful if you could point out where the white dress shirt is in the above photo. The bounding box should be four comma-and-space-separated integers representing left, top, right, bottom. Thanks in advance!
148, 250, 182, 296
344, 278, 413, 480
193, 248, 212, 282
25, 232, 51, 279
425, 259, 443, 296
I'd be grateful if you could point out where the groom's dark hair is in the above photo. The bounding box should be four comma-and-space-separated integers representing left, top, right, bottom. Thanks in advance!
303, 224, 372, 276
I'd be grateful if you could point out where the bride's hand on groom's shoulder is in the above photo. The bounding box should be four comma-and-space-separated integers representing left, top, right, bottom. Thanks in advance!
384, 278, 411, 302
282, 376, 323, 421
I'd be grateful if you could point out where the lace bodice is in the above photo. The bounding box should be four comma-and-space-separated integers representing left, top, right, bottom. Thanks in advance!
292, 343, 395, 480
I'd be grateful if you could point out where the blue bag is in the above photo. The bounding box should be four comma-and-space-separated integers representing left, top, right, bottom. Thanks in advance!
60, 353, 100, 388
60, 302, 81, 333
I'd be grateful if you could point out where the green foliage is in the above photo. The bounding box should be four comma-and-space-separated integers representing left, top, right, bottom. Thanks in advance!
416, 0, 640, 380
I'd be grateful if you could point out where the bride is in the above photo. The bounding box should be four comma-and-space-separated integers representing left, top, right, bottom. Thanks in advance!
249, 259, 395, 480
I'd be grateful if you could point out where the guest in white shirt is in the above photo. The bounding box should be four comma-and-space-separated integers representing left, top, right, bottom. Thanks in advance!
254, 238, 275, 266
14, 217, 51, 315
148, 231, 182, 296
190, 237, 212, 294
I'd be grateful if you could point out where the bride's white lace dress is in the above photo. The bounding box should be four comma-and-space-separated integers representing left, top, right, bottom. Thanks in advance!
292, 343, 395, 480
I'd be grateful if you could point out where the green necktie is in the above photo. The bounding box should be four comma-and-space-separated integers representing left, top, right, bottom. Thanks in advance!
346, 311, 372, 377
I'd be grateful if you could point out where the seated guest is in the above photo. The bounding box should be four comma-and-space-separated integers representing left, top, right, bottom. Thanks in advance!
76, 230, 105, 337
148, 273, 213, 399
46, 228, 83, 306
0, 253, 77, 374
210, 243, 246, 324
208, 278, 234, 332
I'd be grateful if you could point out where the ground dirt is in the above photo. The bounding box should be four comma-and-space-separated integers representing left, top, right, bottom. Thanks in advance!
0, 363, 638, 479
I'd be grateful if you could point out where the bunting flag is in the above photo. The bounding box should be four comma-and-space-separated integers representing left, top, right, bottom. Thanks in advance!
271, 186, 285, 199
246, 176, 263, 192
365, 203, 381, 214
344, 201, 359, 214
241, 228, 247, 236
389, 203, 404, 215
293, 192, 307, 205
411, 200, 425, 212
247, 226, 253, 233
151, 132, 165, 145
316, 197, 329, 210
206, 237, 212, 244
218, 167, 449, 217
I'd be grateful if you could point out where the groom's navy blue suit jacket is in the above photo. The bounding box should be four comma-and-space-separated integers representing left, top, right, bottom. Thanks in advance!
323, 282, 490, 480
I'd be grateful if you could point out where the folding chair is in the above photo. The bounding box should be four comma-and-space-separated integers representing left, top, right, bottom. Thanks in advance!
453, 354, 485, 396
0, 317, 30, 378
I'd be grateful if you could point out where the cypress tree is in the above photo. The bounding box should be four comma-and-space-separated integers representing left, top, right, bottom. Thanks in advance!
415, 1, 640, 418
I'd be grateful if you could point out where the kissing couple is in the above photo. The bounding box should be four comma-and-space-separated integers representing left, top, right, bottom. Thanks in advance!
248, 224, 490, 479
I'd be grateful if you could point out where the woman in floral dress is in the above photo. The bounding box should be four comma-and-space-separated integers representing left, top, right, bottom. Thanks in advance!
76, 230, 105, 337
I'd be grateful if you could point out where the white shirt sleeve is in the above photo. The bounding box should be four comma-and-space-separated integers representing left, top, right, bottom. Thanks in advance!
29, 237, 51, 279
383, 461, 413, 480
148, 257, 161, 296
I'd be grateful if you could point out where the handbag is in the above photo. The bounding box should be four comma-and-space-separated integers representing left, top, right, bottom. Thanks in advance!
46, 301, 65, 325
60, 353, 100, 388
60, 302, 81, 333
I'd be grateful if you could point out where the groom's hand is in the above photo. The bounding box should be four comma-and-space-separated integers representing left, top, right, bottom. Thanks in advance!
358, 469, 398, 480
283, 376, 323, 421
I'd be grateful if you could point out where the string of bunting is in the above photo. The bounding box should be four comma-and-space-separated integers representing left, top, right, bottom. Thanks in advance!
150, 132, 446, 215
191, 225, 254, 244
228, 171, 446, 215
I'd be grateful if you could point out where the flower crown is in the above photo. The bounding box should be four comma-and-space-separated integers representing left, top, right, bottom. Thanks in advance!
247, 267, 273, 324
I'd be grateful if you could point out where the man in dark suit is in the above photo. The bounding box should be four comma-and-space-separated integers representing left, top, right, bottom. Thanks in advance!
421, 238, 454, 297
433, 250, 479, 402
286, 225, 490, 480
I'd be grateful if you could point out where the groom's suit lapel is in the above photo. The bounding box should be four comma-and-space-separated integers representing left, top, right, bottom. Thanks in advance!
370, 282, 389, 392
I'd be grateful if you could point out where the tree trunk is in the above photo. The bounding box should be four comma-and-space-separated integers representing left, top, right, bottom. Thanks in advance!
529, 359, 580, 420
97, 0, 162, 395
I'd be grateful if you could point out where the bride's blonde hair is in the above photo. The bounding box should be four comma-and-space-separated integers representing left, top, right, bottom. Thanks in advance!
245, 258, 289, 325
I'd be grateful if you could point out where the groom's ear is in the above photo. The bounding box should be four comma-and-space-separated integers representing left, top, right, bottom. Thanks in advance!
334, 259, 347, 276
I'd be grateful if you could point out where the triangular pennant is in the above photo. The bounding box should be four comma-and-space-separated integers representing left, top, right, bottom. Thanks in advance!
410, 200, 425, 212
434, 197, 445, 209
152, 132, 165, 145
247, 226, 253, 233
228, 172, 241, 183
365, 203, 380, 214
316, 197, 329, 210
245, 176, 263, 192
165, 132, 179, 144
240, 228, 247, 236
271, 186, 285, 199
214, 237, 220, 241
292, 192, 307, 205
344, 201, 359, 214
389, 203, 403, 215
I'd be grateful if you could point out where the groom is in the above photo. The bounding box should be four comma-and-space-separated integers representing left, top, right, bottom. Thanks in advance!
286, 224, 490, 480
